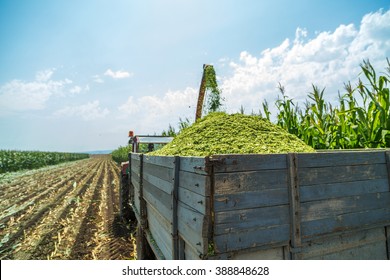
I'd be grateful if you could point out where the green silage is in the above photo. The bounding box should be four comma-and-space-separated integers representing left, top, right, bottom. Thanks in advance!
150, 112, 315, 156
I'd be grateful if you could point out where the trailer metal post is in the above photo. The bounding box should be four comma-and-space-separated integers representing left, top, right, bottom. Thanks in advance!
128, 152, 133, 205
287, 153, 302, 259
172, 156, 180, 259
139, 154, 147, 229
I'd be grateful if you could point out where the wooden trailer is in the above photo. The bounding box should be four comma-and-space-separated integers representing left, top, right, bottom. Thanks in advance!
122, 149, 390, 260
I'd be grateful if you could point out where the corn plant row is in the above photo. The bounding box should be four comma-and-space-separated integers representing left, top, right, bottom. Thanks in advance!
261, 59, 390, 149
0, 150, 89, 173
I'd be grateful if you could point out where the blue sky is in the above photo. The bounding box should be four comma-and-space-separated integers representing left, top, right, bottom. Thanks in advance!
0, 0, 389, 152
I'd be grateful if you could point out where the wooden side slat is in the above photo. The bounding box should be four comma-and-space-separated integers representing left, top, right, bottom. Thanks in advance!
183, 241, 202, 260
214, 188, 289, 212
212, 154, 287, 173
143, 162, 174, 182
131, 171, 140, 189
178, 187, 208, 215
214, 205, 290, 235
133, 183, 141, 214
298, 164, 387, 185
179, 156, 209, 175
301, 192, 390, 222
297, 227, 387, 260
179, 170, 211, 197
131, 159, 140, 173
144, 155, 175, 168
143, 172, 172, 195
300, 179, 389, 202
131, 153, 141, 160
177, 203, 208, 254
147, 205, 173, 259
301, 207, 390, 239
386, 226, 390, 259
230, 247, 285, 260
143, 180, 172, 221
214, 170, 288, 194
298, 151, 386, 168
214, 224, 290, 253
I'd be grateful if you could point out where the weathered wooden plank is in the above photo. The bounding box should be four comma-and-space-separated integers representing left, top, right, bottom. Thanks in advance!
144, 229, 165, 260
214, 188, 289, 212
386, 151, 390, 192
298, 164, 387, 186
214, 224, 290, 253
301, 207, 390, 239
178, 187, 208, 215
230, 247, 285, 260
131, 153, 141, 160
133, 181, 141, 214
214, 205, 290, 235
131, 158, 140, 173
131, 172, 140, 189
143, 172, 173, 195
147, 205, 173, 259
296, 227, 387, 260
178, 237, 185, 260
211, 154, 287, 173
143, 162, 173, 182
386, 226, 390, 259
143, 179, 172, 221
301, 192, 390, 222
214, 169, 288, 194
300, 179, 389, 202
178, 202, 207, 237
179, 156, 209, 175
208, 243, 287, 260
183, 241, 202, 260
298, 151, 386, 168
179, 171, 211, 197
144, 155, 175, 168
178, 215, 208, 254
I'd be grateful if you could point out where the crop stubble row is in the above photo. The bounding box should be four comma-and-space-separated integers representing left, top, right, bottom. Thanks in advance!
0, 155, 135, 260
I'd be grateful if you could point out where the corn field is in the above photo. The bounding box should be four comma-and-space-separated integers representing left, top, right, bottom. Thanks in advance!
262, 59, 390, 150
0, 150, 89, 173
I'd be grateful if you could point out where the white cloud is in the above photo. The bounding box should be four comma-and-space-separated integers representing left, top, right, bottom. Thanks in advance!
92, 75, 104, 83
117, 87, 197, 133
220, 9, 390, 114
55, 100, 110, 121
0, 71, 72, 112
69, 85, 82, 94
35, 69, 55, 82
104, 69, 133, 79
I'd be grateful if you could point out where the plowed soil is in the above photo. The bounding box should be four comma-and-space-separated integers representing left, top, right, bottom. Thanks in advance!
0, 155, 135, 260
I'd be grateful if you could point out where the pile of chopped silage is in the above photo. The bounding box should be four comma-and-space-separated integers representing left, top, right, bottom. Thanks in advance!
150, 112, 315, 156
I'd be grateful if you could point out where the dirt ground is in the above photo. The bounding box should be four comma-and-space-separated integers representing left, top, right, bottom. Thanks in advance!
0, 155, 136, 260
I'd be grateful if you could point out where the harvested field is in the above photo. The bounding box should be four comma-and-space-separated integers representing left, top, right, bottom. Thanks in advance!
0, 155, 135, 260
